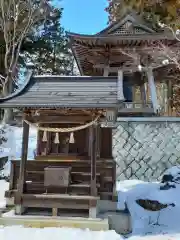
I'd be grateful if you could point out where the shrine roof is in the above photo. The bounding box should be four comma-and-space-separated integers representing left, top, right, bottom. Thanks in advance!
67, 12, 174, 76
0, 72, 118, 109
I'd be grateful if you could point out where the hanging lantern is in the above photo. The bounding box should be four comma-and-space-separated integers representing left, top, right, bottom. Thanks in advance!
42, 131, 47, 142
69, 132, 75, 143
54, 132, 59, 144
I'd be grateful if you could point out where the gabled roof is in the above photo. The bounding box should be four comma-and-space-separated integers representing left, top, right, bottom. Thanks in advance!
97, 11, 156, 36
0, 73, 118, 109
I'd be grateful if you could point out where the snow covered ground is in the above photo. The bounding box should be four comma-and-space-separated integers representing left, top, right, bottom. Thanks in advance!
0, 226, 121, 240
0, 125, 37, 177
1, 126, 180, 239
116, 167, 180, 238
0, 180, 9, 208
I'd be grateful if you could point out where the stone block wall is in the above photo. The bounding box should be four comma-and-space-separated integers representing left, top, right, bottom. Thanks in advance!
113, 119, 180, 181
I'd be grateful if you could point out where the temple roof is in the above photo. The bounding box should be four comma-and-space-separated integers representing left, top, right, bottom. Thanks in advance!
97, 12, 156, 35
0, 72, 118, 109
67, 12, 174, 76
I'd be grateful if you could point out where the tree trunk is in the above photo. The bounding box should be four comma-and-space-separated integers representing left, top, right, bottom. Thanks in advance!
2, 79, 14, 124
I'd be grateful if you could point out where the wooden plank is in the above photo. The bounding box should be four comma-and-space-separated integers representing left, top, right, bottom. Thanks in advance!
0, 216, 109, 231
26, 171, 101, 176
25, 182, 100, 189
90, 125, 97, 196
16, 119, 29, 203
167, 79, 172, 116
46, 131, 51, 155
21, 200, 89, 210
22, 194, 99, 200
9, 162, 15, 190
140, 84, 146, 103
20, 193, 99, 210
96, 124, 101, 159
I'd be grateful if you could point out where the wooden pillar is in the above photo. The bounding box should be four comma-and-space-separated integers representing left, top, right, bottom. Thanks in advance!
147, 68, 159, 113
103, 67, 109, 77
140, 84, 146, 104
96, 123, 101, 159
117, 70, 125, 101
16, 118, 29, 214
167, 80, 173, 116
47, 132, 51, 155
90, 125, 97, 196
88, 127, 91, 158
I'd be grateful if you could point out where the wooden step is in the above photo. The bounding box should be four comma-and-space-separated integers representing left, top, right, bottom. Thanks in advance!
23, 193, 99, 200
26, 171, 101, 176
26, 171, 101, 183
20, 193, 100, 211
71, 172, 100, 183
25, 182, 100, 195
25, 182, 100, 188
72, 172, 100, 176
24, 166, 113, 175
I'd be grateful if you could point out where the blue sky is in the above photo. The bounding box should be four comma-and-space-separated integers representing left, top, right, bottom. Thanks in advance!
60, 0, 108, 34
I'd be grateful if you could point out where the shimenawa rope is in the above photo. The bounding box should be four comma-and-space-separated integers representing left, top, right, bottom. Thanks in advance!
24, 115, 100, 133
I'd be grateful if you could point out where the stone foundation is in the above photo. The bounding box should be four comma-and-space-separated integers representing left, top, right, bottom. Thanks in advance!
113, 118, 180, 181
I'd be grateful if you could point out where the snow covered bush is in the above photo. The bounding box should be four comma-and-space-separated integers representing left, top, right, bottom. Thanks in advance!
117, 166, 180, 236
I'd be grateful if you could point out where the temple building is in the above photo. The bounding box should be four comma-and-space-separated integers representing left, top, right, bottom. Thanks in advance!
0, 12, 177, 217
67, 12, 176, 116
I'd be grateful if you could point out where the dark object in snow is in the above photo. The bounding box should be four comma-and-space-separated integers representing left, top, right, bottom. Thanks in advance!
0, 156, 8, 170
161, 174, 174, 183
0, 157, 9, 181
4, 176, 10, 182
0, 128, 7, 146
160, 183, 176, 190
136, 199, 175, 211
160, 169, 180, 191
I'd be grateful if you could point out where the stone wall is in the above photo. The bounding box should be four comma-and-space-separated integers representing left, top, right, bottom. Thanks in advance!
113, 118, 180, 181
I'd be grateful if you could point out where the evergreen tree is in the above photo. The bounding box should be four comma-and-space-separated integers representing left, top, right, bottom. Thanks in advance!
21, 6, 73, 75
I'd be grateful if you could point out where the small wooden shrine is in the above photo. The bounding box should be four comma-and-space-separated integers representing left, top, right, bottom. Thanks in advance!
0, 12, 177, 217
2, 74, 118, 217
